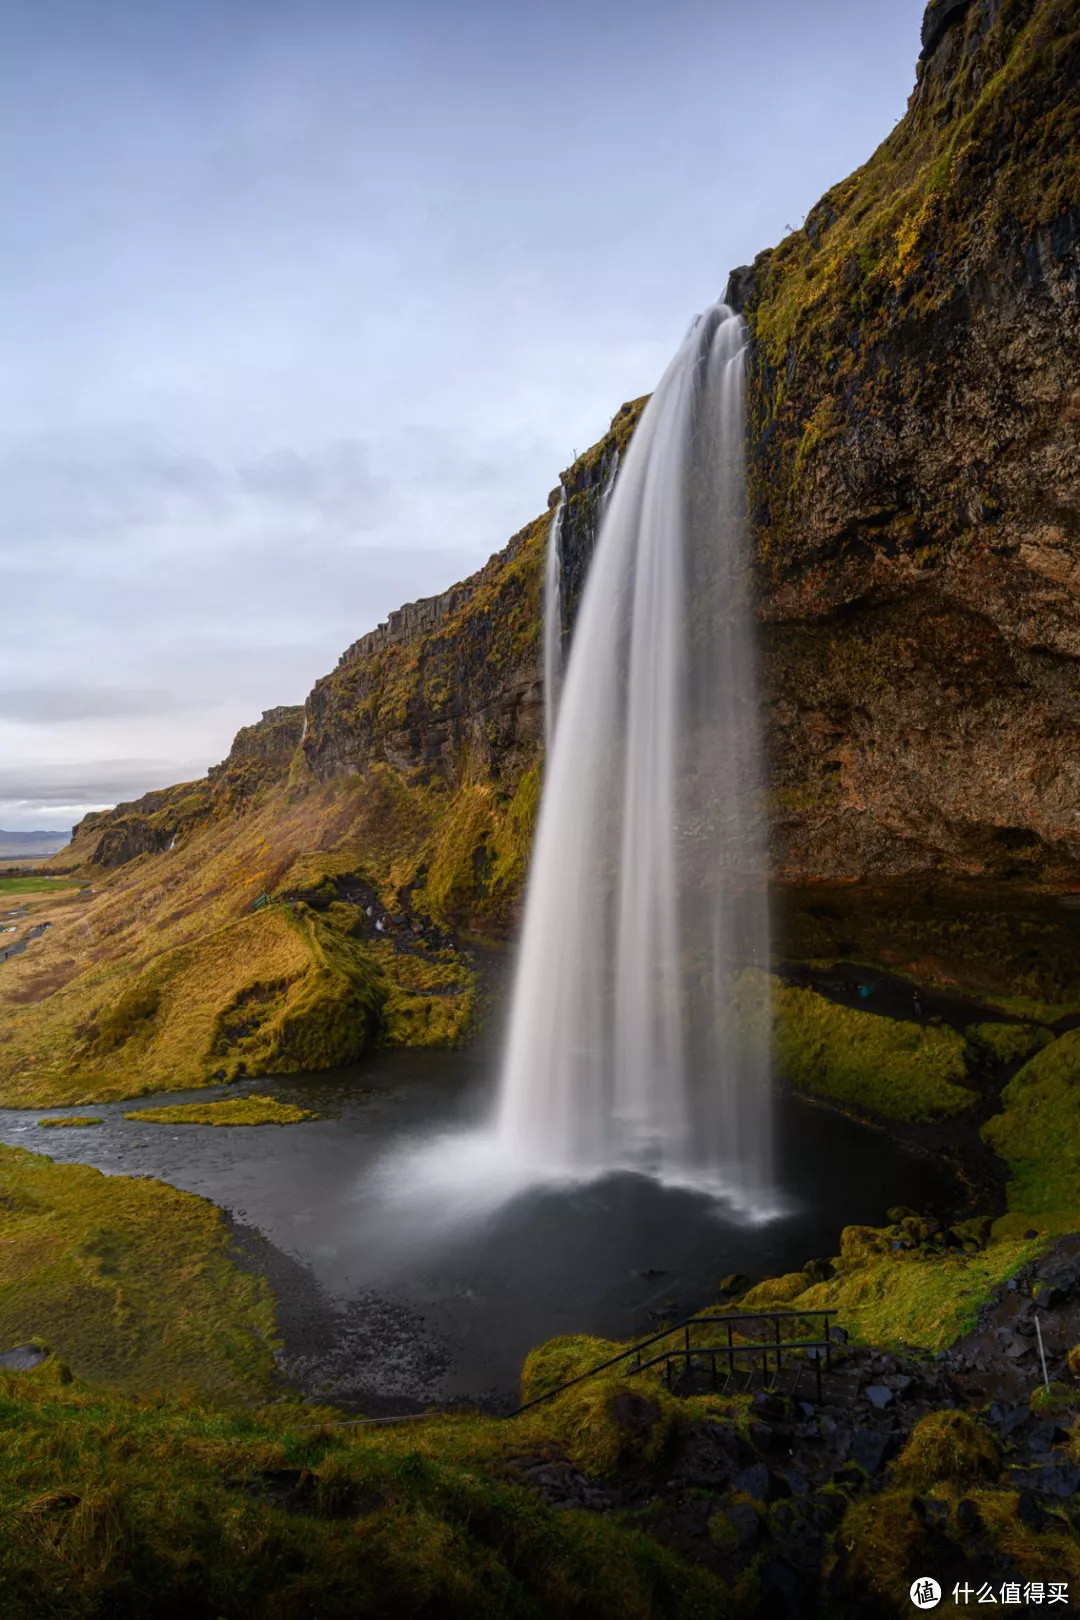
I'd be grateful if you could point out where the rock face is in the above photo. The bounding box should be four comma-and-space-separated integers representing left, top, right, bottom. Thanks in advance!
742, 0, 1080, 880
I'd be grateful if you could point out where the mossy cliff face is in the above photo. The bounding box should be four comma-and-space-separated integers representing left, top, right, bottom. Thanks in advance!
741, 0, 1080, 880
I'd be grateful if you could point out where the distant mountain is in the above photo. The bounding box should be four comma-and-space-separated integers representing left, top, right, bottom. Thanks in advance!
0, 829, 70, 859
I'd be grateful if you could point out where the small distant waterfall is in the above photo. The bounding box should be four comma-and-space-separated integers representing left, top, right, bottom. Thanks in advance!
496, 302, 774, 1214
543, 488, 566, 748
602, 447, 619, 512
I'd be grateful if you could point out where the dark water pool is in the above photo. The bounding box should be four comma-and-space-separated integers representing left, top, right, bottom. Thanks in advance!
1, 1051, 959, 1406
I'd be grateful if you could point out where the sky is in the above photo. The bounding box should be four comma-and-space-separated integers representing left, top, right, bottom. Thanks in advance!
0, 0, 927, 830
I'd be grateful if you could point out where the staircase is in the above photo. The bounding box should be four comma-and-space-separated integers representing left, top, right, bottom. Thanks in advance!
512, 1307, 867, 1416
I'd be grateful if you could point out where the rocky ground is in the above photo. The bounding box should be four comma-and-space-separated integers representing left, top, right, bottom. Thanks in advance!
496, 1237, 1080, 1617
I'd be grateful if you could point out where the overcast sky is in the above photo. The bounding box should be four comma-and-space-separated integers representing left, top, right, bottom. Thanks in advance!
1, 0, 926, 830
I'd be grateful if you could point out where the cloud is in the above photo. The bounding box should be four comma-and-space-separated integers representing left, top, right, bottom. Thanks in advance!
0, 758, 208, 813
0, 431, 231, 548
237, 439, 389, 524
0, 686, 181, 724
0, 429, 398, 555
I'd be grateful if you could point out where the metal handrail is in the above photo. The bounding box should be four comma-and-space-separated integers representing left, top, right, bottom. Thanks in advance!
510, 1307, 838, 1416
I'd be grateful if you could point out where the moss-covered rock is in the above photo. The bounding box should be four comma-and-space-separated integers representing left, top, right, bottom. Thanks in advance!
982, 1029, 1080, 1226
122, 1096, 316, 1127
769, 976, 976, 1120
892, 1409, 1001, 1490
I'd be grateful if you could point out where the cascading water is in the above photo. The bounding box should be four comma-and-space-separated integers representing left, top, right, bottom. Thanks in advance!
543, 488, 565, 748
602, 446, 620, 511
497, 301, 776, 1216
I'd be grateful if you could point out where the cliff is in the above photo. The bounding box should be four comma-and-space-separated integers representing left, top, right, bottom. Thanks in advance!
742, 0, 1080, 881
3, 0, 1077, 1101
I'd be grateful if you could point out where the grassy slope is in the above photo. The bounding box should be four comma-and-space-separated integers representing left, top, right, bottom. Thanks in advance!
0, 1361, 728, 1620
982, 1028, 1080, 1227
0, 776, 482, 1106
0, 1146, 276, 1398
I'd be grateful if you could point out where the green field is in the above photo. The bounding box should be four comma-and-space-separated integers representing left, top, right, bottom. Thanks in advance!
0, 877, 81, 895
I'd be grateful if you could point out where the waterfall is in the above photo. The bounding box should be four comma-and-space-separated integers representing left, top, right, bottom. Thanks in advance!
496, 301, 775, 1216
543, 487, 566, 747
602, 446, 619, 512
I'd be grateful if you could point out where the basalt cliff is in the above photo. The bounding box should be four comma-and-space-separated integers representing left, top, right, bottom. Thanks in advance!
2, 0, 1077, 1102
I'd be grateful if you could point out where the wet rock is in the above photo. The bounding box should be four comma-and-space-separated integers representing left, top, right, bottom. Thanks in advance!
1017, 1490, 1053, 1532
667, 1420, 753, 1488
1036, 1256, 1080, 1295
733, 1464, 792, 1503
760, 1557, 812, 1620
919, 1496, 950, 1530
732, 1464, 770, 1501
864, 1384, 894, 1409
1034, 1283, 1062, 1310
1010, 1461, 1080, 1498
0, 1344, 48, 1372
1025, 1419, 1063, 1454
849, 1427, 893, 1475
724, 1500, 762, 1547
956, 1497, 984, 1535
607, 1390, 661, 1436
748, 1419, 778, 1452
770, 1499, 828, 1574
995, 1405, 1030, 1439
752, 1390, 791, 1420
721, 266, 755, 315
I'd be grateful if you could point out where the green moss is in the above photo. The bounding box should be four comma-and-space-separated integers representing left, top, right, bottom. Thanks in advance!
982, 1029, 1080, 1225
834, 1491, 927, 1607
965, 1021, 1054, 1066
768, 976, 976, 1121
759, 1225, 1040, 1352
0, 1145, 277, 1397
37, 1116, 102, 1129
0, 877, 81, 895
122, 1097, 316, 1126
0, 1377, 728, 1620
520, 1335, 624, 1405
739, 1273, 810, 1308
892, 1410, 1000, 1490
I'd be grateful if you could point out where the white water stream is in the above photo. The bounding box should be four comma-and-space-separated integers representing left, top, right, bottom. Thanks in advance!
499, 302, 776, 1217
543, 487, 565, 749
